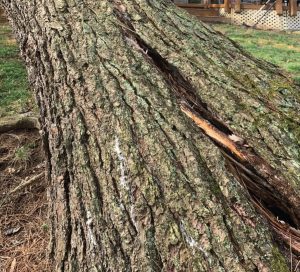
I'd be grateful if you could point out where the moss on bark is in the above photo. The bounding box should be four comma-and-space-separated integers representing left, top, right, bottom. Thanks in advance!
1, 0, 300, 271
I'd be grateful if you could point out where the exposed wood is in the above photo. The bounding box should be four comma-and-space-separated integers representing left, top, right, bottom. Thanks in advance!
252, 199, 300, 255
235, 0, 241, 13
275, 0, 283, 15
180, 102, 246, 160
2, 0, 300, 271
290, 0, 298, 16
224, 0, 231, 12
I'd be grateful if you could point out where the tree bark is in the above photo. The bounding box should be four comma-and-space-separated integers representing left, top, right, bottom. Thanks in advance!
1, 0, 300, 271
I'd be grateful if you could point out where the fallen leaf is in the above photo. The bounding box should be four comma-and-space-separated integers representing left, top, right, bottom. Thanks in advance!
4, 227, 21, 236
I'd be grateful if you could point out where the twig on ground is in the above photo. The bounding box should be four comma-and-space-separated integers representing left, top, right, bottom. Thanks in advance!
9, 258, 16, 272
9, 172, 44, 194
0, 172, 44, 208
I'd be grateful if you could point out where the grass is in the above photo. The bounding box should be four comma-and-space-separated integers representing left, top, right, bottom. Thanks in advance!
0, 24, 34, 118
213, 24, 300, 83
0, 23, 299, 118
12, 144, 32, 167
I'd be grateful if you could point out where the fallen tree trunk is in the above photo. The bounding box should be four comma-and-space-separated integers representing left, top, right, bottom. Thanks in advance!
1, 0, 300, 271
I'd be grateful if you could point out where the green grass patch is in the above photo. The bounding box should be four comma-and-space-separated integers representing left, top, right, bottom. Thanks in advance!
0, 24, 34, 117
213, 24, 300, 83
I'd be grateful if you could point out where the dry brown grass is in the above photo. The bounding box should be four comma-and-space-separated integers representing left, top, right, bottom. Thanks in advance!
0, 129, 51, 272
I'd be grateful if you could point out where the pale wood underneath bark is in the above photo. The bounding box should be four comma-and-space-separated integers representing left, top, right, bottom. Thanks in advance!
1, 0, 300, 271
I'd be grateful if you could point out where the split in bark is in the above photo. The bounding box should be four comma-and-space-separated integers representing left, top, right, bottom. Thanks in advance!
1, 0, 300, 271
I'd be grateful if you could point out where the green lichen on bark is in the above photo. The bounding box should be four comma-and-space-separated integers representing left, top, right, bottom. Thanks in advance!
271, 247, 290, 272
1, 0, 300, 271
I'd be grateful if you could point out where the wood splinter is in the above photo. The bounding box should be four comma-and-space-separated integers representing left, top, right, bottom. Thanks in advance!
180, 101, 246, 160
180, 100, 300, 255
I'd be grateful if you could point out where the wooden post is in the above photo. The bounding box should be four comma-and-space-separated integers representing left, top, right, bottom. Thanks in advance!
275, 0, 283, 15
290, 0, 297, 16
224, 0, 230, 13
0, 8, 8, 23
235, 0, 241, 13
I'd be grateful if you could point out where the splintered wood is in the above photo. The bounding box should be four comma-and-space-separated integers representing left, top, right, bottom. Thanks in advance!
180, 102, 246, 160
180, 101, 300, 255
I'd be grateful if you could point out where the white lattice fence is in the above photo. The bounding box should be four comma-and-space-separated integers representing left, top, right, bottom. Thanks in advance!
220, 8, 300, 30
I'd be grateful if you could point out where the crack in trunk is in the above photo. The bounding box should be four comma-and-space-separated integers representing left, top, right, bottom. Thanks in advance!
3, 0, 300, 269
112, 2, 300, 255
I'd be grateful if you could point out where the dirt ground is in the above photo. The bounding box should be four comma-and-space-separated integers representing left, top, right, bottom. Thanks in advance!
0, 129, 50, 272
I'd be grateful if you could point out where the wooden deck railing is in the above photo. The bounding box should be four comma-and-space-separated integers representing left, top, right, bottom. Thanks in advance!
176, 1, 300, 16
1, 3, 299, 24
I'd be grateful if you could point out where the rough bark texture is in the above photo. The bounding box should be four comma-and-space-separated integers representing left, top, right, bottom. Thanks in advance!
1, 0, 300, 271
